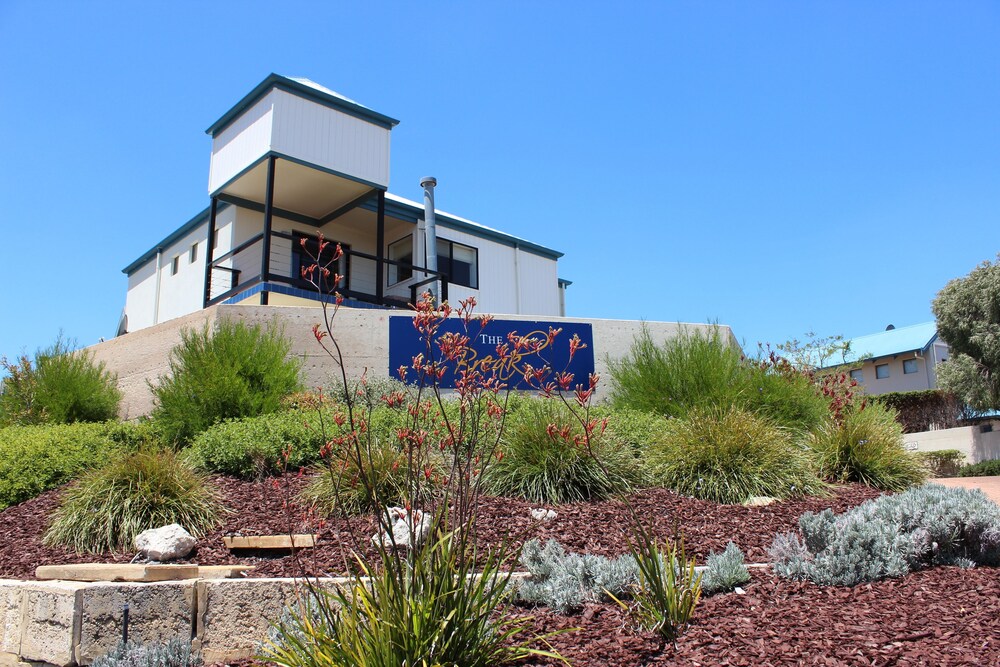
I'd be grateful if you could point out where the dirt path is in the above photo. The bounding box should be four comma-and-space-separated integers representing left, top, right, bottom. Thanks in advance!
933, 475, 1000, 504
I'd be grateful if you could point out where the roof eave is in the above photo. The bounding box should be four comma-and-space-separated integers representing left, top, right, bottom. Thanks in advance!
205, 73, 400, 137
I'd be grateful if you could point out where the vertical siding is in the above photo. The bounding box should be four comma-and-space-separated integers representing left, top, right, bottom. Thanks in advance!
208, 92, 275, 194
124, 261, 158, 332
516, 251, 561, 315
270, 90, 391, 188
153, 225, 210, 323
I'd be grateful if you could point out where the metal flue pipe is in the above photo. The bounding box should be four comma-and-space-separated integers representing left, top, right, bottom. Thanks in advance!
420, 176, 438, 300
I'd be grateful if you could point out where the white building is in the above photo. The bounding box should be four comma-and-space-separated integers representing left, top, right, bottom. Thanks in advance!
821, 322, 950, 395
121, 74, 569, 333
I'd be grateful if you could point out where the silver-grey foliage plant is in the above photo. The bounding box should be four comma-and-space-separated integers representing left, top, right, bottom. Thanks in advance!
770, 484, 1000, 586
701, 542, 751, 595
517, 538, 638, 613
91, 639, 201, 667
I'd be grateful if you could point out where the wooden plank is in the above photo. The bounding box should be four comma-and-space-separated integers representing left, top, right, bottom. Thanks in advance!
223, 534, 317, 550
35, 564, 201, 582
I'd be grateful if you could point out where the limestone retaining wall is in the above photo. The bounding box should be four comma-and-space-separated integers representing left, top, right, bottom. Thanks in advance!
89, 304, 735, 419
0, 576, 352, 667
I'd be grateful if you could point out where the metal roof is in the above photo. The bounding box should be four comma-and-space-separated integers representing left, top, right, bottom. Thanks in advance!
824, 322, 939, 367
205, 73, 400, 137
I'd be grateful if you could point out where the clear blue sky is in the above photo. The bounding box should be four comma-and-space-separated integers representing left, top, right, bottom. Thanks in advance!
1, 1, 997, 361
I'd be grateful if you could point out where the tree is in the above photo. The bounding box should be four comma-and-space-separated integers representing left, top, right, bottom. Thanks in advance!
931, 255, 1000, 412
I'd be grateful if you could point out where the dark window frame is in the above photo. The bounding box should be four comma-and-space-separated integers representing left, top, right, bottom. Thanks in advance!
436, 237, 479, 289
291, 231, 351, 293
387, 234, 414, 285
903, 359, 918, 375
875, 363, 890, 380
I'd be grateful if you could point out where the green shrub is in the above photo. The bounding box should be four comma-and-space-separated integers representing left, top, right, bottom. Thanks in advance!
151, 319, 303, 444
1, 336, 121, 426
44, 449, 223, 553
770, 484, 1000, 586
484, 398, 646, 504
92, 639, 201, 667
517, 538, 638, 613
644, 407, 826, 504
0, 421, 154, 510
608, 326, 828, 432
917, 449, 966, 478
811, 402, 927, 491
959, 458, 1000, 477
870, 389, 965, 433
262, 530, 546, 667
701, 542, 751, 595
185, 409, 327, 478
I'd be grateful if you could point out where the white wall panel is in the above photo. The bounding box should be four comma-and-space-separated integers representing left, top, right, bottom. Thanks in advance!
270, 90, 391, 188
209, 92, 275, 194
155, 226, 209, 324
124, 261, 157, 332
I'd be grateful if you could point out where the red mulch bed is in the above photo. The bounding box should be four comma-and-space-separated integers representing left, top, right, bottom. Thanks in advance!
3, 477, 998, 665
0, 476, 882, 579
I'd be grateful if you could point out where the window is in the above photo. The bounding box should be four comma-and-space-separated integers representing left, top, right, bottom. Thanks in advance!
875, 364, 890, 380
189, 243, 198, 264
293, 233, 348, 293
850, 369, 863, 383
388, 236, 413, 284
170, 256, 179, 276
437, 238, 478, 289
903, 359, 918, 375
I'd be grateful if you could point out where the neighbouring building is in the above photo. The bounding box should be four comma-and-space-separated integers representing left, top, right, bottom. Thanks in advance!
820, 322, 950, 395
120, 74, 570, 334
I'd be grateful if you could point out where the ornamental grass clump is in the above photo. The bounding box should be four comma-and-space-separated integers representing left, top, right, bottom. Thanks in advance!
811, 401, 927, 491
770, 484, 1000, 586
151, 319, 302, 444
485, 397, 646, 504
44, 449, 223, 553
645, 407, 826, 504
607, 325, 829, 432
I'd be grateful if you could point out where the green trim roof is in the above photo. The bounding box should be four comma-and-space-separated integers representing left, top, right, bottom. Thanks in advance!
205, 73, 400, 137
122, 204, 231, 276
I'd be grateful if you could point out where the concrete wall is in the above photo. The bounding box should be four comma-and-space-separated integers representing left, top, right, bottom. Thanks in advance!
88, 303, 732, 419
903, 420, 1000, 464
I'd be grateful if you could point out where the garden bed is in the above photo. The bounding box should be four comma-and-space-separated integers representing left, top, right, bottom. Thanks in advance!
0, 475, 882, 580
3, 477, 997, 665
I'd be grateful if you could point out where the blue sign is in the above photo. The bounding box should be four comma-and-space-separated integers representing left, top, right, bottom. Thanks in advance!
388, 316, 595, 390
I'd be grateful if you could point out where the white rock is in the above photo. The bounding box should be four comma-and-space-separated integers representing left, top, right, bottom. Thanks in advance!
734, 586, 746, 595
743, 496, 777, 507
372, 507, 431, 549
530, 508, 558, 522
134, 523, 197, 561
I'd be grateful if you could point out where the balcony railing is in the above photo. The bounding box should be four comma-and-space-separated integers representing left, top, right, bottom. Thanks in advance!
205, 230, 449, 307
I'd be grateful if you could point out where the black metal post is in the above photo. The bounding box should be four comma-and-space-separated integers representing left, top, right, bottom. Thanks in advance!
261, 155, 277, 305
122, 603, 130, 644
375, 190, 385, 305
202, 197, 218, 308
